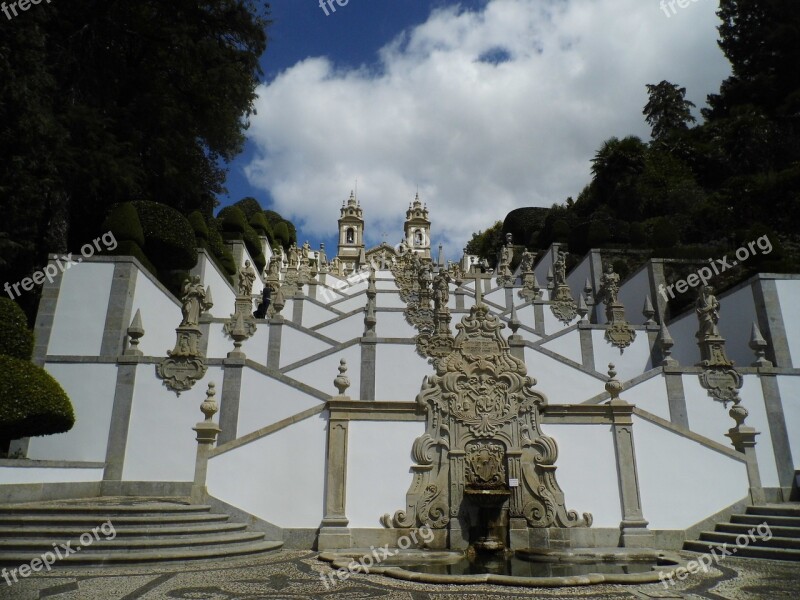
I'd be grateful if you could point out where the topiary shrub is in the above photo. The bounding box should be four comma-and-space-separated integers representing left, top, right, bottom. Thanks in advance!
131, 201, 197, 271
188, 211, 209, 243
207, 221, 237, 277
0, 355, 74, 442
243, 224, 266, 272
249, 212, 273, 241
217, 206, 247, 238
0, 298, 33, 360
273, 221, 290, 248
234, 197, 264, 220
102, 203, 145, 247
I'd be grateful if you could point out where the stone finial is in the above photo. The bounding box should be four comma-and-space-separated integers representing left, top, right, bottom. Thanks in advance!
334, 359, 351, 397
228, 312, 247, 358
200, 382, 218, 421
583, 278, 593, 304
546, 266, 554, 291
642, 296, 656, 326
126, 309, 145, 356
509, 303, 521, 335
577, 294, 588, 321
749, 322, 773, 367
659, 322, 677, 366
605, 364, 624, 404
203, 286, 214, 317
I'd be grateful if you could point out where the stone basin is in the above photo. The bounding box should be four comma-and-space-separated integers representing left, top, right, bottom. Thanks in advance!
463, 487, 511, 508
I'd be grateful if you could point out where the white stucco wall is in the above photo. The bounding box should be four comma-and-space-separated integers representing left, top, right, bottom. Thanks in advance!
314, 313, 364, 342
285, 344, 361, 399
776, 375, 800, 470
543, 423, 622, 528
776, 279, 800, 367
26, 363, 118, 462
374, 344, 431, 401
199, 253, 236, 320
634, 416, 748, 530
346, 421, 425, 528
280, 326, 333, 369
540, 329, 582, 365
566, 254, 592, 303
592, 329, 653, 381
376, 292, 406, 309
207, 412, 327, 528
121, 365, 224, 482
375, 311, 416, 338
236, 368, 324, 437
542, 306, 578, 335
48, 262, 115, 356
303, 301, 341, 328
130, 270, 182, 358
624, 375, 671, 421
683, 374, 779, 488
524, 349, 605, 403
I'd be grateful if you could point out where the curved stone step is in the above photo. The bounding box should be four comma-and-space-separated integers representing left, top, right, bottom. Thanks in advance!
716, 522, 800, 539
730, 514, 800, 528
0, 513, 231, 527
746, 504, 800, 518
0, 522, 248, 538
0, 503, 210, 515
684, 541, 800, 561
699, 531, 800, 550
0, 531, 265, 551
0, 540, 284, 566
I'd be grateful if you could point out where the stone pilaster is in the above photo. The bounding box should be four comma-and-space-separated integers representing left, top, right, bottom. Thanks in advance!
578, 321, 595, 371
267, 316, 283, 369
32, 256, 64, 367
664, 369, 689, 429
753, 278, 792, 367
191, 383, 222, 504
727, 426, 765, 506
292, 289, 304, 324
359, 340, 377, 401
100, 262, 138, 357
102, 356, 140, 485
318, 417, 352, 549
217, 356, 245, 445
607, 367, 654, 547
759, 371, 795, 500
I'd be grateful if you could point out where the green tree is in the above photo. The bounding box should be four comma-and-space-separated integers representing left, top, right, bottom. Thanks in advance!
643, 81, 697, 142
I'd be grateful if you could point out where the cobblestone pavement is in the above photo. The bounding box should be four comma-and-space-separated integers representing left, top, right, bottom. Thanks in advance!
1, 550, 798, 599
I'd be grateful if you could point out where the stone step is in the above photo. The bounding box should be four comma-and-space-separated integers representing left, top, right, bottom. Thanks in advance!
716, 522, 800, 539
0, 540, 284, 566
698, 531, 800, 550
730, 513, 800, 528
0, 531, 265, 551
0, 502, 210, 515
0, 513, 231, 527
0, 522, 248, 538
684, 540, 800, 561
746, 504, 800, 518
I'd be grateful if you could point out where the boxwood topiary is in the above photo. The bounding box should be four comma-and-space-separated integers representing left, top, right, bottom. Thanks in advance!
273, 221, 290, 248
249, 212, 273, 241
0, 355, 75, 441
102, 202, 146, 247
207, 221, 237, 277
131, 201, 197, 271
188, 211, 209, 242
217, 206, 247, 237
234, 197, 264, 220
0, 298, 34, 360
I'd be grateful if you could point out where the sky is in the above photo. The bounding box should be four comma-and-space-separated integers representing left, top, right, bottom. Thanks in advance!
218, 0, 731, 259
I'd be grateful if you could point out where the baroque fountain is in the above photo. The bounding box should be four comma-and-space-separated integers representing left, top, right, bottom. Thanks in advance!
321, 299, 682, 586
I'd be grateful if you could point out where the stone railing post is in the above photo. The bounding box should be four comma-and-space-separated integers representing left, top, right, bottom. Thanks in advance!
191, 382, 221, 504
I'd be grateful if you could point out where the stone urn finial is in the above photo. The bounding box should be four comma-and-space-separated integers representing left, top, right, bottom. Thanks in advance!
749, 322, 772, 367
126, 309, 145, 356
200, 382, 218, 422
642, 296, 656, 326
334, 359, 350, 397
605, 363, 624, 404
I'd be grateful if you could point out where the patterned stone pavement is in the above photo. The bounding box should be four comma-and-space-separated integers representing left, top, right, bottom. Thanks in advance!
1, 550, 798, 600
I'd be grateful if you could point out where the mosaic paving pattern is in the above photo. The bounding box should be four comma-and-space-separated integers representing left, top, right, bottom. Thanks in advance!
2, 550, 798, 599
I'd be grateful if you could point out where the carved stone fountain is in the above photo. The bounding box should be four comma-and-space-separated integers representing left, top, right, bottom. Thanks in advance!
382, 302, 592, 552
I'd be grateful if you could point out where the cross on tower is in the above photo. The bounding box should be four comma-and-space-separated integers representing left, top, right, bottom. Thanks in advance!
461, 266, 493, 305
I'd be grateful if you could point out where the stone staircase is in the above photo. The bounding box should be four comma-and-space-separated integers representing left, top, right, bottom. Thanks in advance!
684, 503, 800, 561
0, 497, 282, 565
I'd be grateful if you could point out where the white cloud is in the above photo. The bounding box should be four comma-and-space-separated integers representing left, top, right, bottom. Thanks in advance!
244, 0, 730, 256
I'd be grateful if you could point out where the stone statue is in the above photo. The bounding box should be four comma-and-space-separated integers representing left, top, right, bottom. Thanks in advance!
600, 262, 620, 305
554, 251, 567, 286
288, 243, 298, 267
302, 241, 311, 259
238, 260, 256, 297
180, 276, 211, 327
696, 285, 721, 338
433, 271, 451, 311
318, 243, 327, 266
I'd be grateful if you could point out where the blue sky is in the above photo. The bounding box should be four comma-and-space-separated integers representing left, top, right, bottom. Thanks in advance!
219, 0, 730, 259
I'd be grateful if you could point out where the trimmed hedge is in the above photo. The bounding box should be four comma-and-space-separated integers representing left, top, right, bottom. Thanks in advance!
243, 225, 266, 273
131, 201, 197, 271
0, 298, 33, 360
0, 355, 74, 440
207, 221, 237, 276
102, 202, 145, 247
273, 221, 290, 248
249, 212, 273, 240
217, 206, 247, 236
188, 211, 209, 241
234, 197, 264, 220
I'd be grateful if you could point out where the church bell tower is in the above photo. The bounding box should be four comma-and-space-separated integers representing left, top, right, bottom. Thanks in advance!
404, 193, 431, 259
337, 191, 364, 272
